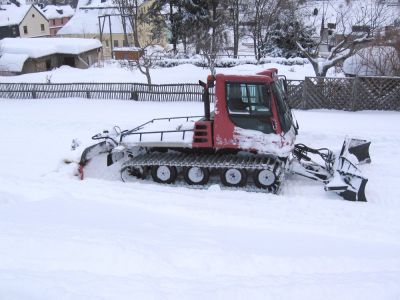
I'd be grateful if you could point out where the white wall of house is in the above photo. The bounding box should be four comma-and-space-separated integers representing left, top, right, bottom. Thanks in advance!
19, 6, 50, 38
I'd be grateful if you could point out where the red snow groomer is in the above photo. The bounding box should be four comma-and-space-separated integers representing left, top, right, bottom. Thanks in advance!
78, 68, 371, 201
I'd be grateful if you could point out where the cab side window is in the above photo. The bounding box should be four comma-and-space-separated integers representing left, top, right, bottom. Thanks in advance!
227, 83, 271, 115
226, 82, 273, 134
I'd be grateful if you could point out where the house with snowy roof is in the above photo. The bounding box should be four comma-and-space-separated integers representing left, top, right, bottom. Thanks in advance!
303, 0, 400, 55
0, 37, 102, 75
0, 4, 50, 38
57, 0, 167, 58
42, 5, 75, 36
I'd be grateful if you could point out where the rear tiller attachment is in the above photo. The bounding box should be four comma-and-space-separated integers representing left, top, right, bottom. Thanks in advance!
78, 128, 121, 180
290, 138, 371, 201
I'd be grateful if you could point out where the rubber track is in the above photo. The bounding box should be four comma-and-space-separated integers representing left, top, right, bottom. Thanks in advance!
121, 152, 286, 194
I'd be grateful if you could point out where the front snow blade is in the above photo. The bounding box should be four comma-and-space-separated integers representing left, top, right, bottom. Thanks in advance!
106, 146, 126, 166
340, 137, 371, 164
291, 138, 371, 202
78, 141, 111, 180
339, 178, 368, 202
325, 157, 368, 202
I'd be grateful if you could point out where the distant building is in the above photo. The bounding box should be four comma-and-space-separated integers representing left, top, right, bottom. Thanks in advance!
113, 47, 144, 60
0, 4, 50, 39
42, 5, 75, 36
57, 0, 167, 59
0, 37, 102, 75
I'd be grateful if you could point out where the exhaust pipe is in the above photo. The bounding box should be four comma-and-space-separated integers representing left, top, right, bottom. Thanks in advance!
199, 80, 211, 121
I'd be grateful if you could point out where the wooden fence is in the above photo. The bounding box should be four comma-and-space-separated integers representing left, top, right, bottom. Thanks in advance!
0, 76, 399, 110
290, 76, 400, 111
0, 82, 204, 102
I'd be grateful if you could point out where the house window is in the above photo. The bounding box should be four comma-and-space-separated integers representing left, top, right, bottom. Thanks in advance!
53, 19, 56, 26
23, 26, 28, 34
327, 23, 336, 29
123, 39, 128, 47
32, 13, 35, 18
41, 24, 45, 31
61, 18, 64, 25
12, 27, 16, 35
113, 40, 119, 47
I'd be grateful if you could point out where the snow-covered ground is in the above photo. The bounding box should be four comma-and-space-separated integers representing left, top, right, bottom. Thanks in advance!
0, 99, 399, 299
0, 61, 332, 84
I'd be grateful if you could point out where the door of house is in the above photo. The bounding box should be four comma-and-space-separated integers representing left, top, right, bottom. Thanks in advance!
63, 57, 75, 67
46, 59, 51, 70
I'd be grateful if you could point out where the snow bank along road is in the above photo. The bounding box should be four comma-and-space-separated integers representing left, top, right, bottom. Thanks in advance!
0, 99, 399, 300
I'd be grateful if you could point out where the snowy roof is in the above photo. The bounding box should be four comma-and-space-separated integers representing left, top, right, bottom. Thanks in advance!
58, 6, 133, 35
76, 0, 145, 9
0, 38, 102, 58
42, 5, 75, 19
113, 47, 142, 52
0, 53, 29, 72
77, 0, 114, 9
0, 3, 31, 26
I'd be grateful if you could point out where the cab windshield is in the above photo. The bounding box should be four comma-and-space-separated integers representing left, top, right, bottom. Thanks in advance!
272, 79, 293, 133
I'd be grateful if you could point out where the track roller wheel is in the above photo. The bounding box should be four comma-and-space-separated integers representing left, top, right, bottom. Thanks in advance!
253, 168, 276, 189
220, 168, 247, 187
151, 165, 177, 184
120, 166, 146, 182
184, 167, 210, 185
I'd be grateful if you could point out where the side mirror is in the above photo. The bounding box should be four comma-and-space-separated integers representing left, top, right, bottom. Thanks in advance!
199, 80, 206, 88
283, 80, 288, 93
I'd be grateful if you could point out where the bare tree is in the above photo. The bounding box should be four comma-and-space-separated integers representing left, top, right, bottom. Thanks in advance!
226, 0, 242, 58
296, 0, 394, 77
199, 1, 228, 75
114, 0, 167, 85
245, 0, 285, 61
132, 46, 166, 85
112, 0, 140, 47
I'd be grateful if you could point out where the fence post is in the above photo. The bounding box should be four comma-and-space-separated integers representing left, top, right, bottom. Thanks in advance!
32, 85, 36, 99
352, 77, 359, 111
131, 87, 138, 101
86, 89, 90, 99
301, 77, 308, 109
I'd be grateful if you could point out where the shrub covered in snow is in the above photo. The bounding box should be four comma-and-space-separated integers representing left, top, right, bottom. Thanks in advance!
154, 57, 308, 68
343, 46, 400, 77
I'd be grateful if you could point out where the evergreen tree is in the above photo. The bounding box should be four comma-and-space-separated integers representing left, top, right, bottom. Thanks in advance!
262, 17, 316, 58
149, 0, 185, 55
